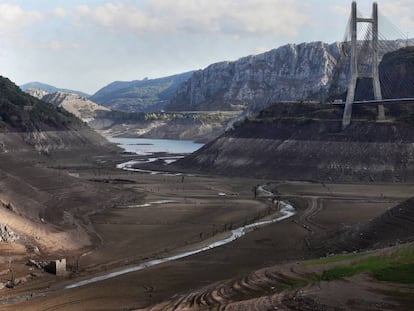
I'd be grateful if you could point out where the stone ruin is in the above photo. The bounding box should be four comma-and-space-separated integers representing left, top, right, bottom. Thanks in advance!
46, 259, 66, 276
28, 258, 67, 276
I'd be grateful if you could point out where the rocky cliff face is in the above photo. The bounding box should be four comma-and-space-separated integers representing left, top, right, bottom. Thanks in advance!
175, 102, 414, 182
167, 40, 408, 112
379, 46, 414, 98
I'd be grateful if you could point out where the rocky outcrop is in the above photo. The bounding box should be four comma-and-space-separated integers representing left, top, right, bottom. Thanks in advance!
175, 102, 414, 182
0, 223, 18, 243
41, 91, 110, 123
167, 40, 409, 112
25, 88, 49, 100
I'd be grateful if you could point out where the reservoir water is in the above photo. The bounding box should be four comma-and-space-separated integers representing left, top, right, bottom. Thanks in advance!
108, 137, 204, 155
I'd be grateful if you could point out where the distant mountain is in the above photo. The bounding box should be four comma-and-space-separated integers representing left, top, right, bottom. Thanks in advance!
90, 71, 194, 113
20, 81, 90, 98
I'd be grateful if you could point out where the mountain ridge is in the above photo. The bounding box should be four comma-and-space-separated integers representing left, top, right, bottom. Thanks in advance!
166, 40, 411, 112
90, 71, 194, 112
20, 81, 90, 98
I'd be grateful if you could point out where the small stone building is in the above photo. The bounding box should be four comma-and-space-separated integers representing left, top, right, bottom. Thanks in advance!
47, 259, 66, 276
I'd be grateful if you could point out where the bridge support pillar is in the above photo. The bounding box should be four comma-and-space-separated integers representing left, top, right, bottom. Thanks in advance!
342, 1, 384, 128
372, 2, 385, 120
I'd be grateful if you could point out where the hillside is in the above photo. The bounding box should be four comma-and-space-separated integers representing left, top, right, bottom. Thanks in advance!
94, 111, 239, 142
172, 46, 414, 176
379, 46, 414, 98
20, 81, 90, 98
318, 197, 414, 255
0, 76, 113, 153
90, 71, 194, 112
21, 87, 235, 142
1, 77, 81, 132
0, 76, 129, 228
166, 40, 410, 112
174, 101, 414, 182
41, 91, 110, 123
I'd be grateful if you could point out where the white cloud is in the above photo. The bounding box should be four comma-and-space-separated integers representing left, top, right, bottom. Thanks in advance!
76, 0, 310, 36
0, 4, 43, 35
53, 7, 67, 18
75, 3, 166, 33
400, 16, 414, 35
330, 5, 348, 17
381, 1, 414, 17
21, 40, 81, 51
379, 1, 414, 38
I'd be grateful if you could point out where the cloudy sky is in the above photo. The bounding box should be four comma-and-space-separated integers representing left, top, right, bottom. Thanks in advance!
1, 0, 413, 94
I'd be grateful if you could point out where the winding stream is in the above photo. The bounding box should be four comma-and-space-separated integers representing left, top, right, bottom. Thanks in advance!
65, 200, 295, 289
0, 152, 296, 305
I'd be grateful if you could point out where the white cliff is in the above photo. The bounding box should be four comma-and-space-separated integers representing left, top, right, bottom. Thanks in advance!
167, 40, 407, 111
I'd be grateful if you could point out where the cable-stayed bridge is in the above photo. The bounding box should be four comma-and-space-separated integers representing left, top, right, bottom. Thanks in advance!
337, 1, 414, 128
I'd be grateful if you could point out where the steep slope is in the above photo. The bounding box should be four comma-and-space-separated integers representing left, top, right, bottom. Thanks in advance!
1, 77, 112, 153
167, 40, 409, 112
175, 101, 414, 182
379, 46, 414, 98
20, 81, 90, 98
91, 71, 194, 112
0, 76, 133, 252
318, 196, 414, 254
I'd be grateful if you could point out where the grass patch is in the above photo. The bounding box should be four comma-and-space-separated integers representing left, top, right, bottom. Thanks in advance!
304, 253, 361, 266
321, 256, 388, 281
320, 246, 414, 284
375, 264, 414, 284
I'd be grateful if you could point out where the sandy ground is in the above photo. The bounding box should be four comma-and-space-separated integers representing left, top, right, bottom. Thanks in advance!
0, 155, 413, 310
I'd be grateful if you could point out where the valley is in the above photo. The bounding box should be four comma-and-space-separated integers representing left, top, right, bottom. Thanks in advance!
1, 150, 413, 310
1, 20, 413, 311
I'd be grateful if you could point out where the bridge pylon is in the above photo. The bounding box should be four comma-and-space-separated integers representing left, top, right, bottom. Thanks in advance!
342, 1, 384, 129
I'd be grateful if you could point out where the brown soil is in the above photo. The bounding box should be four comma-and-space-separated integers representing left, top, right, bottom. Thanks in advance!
0, 158, 413, 310
137, 244, 413, 311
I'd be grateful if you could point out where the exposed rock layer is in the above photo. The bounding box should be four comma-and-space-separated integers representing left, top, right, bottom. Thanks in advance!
175, 102, 414, 182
